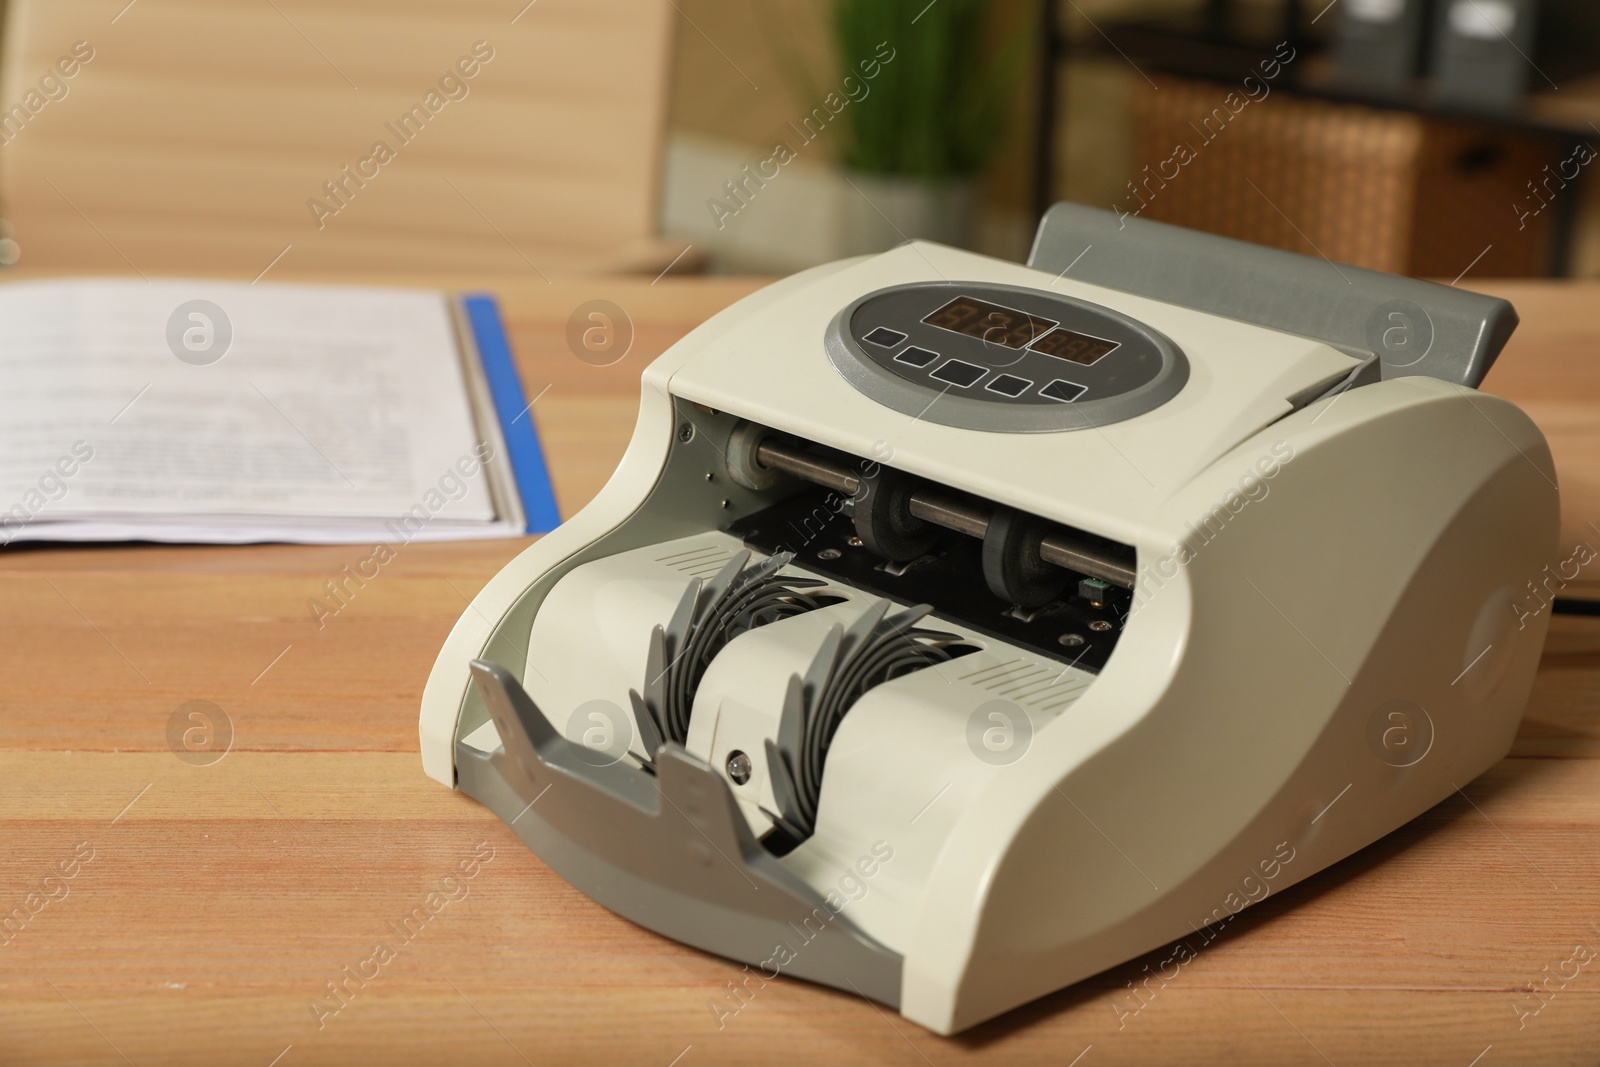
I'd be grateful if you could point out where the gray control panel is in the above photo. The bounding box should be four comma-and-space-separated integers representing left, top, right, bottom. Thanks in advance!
825, 281, 1189, 434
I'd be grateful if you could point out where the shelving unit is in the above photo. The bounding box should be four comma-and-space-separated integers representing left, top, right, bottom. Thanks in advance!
1032, 0, 1600, 275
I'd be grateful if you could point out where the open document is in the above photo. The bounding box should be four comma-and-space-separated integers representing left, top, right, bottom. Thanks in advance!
0, 279, 557, 544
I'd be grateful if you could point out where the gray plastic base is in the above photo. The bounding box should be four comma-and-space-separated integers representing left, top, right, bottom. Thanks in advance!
457, 661, 903, 1007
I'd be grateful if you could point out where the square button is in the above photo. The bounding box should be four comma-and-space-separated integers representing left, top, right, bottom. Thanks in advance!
863, 326, 908, 347
986, 373, 1032, 398
894, 346, 939, 368
930, 359, 986, 388
1040, 379, 1087, 403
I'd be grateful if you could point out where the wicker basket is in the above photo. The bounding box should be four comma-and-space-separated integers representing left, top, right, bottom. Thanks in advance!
1124, 76, 1558, 277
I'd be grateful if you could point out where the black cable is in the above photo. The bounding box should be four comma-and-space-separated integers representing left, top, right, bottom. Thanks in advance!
1553, 598, 1600, 617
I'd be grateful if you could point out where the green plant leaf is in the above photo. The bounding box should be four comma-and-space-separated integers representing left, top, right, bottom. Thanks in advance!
832, 0, 1029, 178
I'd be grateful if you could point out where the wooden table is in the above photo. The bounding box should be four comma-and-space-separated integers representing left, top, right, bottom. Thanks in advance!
3, 275, 1598, 1067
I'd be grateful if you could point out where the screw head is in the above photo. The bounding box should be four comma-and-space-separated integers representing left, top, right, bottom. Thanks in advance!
818, 548, 842, 560
1058, 632, 1086, 647
726, 750, 752, 784
1088, 620, 1113, 632
677, 423, 694, 443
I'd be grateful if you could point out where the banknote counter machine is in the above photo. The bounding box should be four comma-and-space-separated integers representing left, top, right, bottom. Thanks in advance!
418, 205, 1557, 1034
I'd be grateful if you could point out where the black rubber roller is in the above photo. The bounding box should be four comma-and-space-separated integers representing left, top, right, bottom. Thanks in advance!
852, 467, 937, 562
983, 507, 1070, 607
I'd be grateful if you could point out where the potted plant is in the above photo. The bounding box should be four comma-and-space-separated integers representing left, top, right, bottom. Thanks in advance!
832, 0, 1028, 254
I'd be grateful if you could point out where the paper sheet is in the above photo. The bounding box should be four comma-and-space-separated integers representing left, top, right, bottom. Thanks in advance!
0, 279, 515, 543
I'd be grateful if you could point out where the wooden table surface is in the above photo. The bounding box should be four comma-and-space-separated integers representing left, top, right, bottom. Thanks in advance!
3, 274, 1599, 1067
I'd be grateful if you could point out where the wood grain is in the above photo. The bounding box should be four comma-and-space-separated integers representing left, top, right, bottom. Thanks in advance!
0, 0, 682, 275
2, 275, 1598, 1066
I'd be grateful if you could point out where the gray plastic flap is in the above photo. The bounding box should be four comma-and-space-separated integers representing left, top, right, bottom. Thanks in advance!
458, 660, 903, 1006
1027, 202, 1518, 388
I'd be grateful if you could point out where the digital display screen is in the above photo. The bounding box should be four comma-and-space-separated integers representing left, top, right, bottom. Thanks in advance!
1029, 328, 1119, 366
922, 296, 1057, 350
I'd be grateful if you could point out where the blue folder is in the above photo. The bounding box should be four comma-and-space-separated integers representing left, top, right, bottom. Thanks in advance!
461, 294, 561, 535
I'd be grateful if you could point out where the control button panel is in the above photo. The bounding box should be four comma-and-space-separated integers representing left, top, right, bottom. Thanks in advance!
1040, 379, 1087, 403
894, 345, 939, 368
985, 373, 1032, 397
828, 280, 1189, 433
929, 359, 986, 388
863, 326, 907, 347
842, 282, 1177, 410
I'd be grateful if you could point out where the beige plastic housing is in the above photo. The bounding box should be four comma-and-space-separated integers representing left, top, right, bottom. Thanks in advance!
419, 241, 1557, 1034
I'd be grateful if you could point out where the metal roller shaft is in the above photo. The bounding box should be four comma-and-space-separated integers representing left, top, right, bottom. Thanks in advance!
754, 441, 861, 494
752, 438, 1136, 588
906, 492, 987, 539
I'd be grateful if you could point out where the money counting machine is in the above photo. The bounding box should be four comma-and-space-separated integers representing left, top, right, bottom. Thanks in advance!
419, 204, 1557, 1034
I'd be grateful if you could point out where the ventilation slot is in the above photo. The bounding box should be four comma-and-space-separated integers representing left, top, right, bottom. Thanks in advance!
962, 657, 1091, 713
655, 544, 740, 580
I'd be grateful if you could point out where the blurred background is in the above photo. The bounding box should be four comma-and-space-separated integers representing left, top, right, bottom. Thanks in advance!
1, 0, 1597, 281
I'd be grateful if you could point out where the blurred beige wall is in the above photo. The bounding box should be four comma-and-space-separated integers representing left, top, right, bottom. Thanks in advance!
0, 0, 681, 274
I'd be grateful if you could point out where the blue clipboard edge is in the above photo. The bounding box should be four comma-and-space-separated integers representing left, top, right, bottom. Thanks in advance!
460, 293, 561, 535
